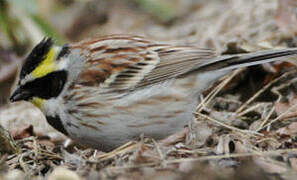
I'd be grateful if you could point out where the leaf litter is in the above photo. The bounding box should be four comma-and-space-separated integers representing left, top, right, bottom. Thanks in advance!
0, 0, 297, 179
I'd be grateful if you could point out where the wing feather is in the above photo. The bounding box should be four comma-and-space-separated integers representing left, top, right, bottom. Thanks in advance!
69, 35, 297, 101
74, 35, 215, 96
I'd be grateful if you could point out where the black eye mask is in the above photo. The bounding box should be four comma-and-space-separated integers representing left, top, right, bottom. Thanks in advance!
21, 70, 68, 100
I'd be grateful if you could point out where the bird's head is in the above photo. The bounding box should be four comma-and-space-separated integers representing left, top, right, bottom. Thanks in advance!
10, 38, 70, 108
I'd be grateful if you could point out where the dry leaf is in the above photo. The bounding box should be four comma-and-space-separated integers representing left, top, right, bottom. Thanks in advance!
159, 127, 188, 146
277, 122, 297, 136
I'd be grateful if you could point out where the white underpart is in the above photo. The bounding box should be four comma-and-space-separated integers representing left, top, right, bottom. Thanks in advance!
62, 69, 228, 151
37, 43, 231, 151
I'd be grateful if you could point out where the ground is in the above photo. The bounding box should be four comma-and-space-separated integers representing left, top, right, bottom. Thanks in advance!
0, 0, 297, 179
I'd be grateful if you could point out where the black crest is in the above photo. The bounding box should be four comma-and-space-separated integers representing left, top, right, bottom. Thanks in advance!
20, 37, 54, 79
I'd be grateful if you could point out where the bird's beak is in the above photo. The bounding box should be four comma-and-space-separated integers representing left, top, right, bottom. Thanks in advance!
10, 87, 32, 102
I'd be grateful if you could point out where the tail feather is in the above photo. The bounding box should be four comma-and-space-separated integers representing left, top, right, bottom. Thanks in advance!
198, 48, 297, 72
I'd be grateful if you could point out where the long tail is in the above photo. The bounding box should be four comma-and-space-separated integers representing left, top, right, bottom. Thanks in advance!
199, 48, 297, 72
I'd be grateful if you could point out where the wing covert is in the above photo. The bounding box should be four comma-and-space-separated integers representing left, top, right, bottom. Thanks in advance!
73, 35, 215, 95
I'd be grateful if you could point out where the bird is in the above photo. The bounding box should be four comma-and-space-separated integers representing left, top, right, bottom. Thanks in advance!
9, 35, 297, 151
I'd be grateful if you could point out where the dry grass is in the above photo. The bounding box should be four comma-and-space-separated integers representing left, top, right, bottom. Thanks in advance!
0, 0, 297, 179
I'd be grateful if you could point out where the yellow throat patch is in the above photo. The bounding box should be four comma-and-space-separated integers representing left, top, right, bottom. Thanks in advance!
30, 97, 45, 109
31, 47, 59, 78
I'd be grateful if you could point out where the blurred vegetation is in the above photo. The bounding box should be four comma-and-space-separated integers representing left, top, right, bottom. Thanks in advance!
132, 0, 177, 23
0, 0, 180, 57
0, 0, 66, 55
1, 0, 297, 179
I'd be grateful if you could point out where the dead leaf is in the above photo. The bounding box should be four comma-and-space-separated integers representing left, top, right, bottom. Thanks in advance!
159, 127, 189, 146
10, 125, 34, 140
277, 122, 297, 136
274, 95, 297, 120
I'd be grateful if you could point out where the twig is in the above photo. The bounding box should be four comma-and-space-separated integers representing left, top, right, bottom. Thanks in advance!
236, 77, 276, 113
259, 102, 297, 131
196, 69, 243, 112
236, 71, 295, 113
256, 106, 275, 132
237, 103, 266, 116
95, 141, 140, 162
165, 148, 297, 164
105, 148, 297, 169
152, 139, 166, 167
195, 112, 263, 136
